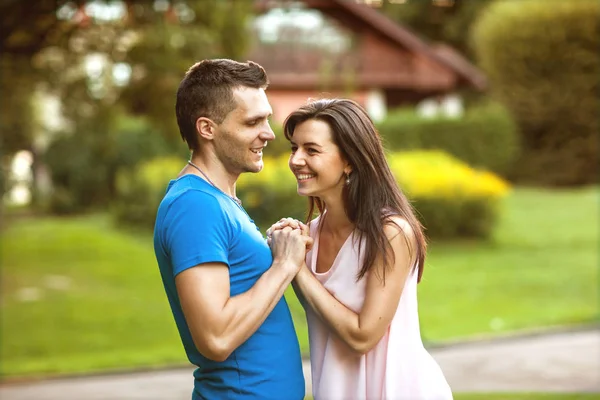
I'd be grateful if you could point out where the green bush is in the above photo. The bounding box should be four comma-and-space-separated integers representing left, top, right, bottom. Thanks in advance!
112, 157, 182, 229
388, 151, 510, 239
240, 151, 510, 239
117, 151, 510, 240
472, 0, 600, 185
377, 100, 520, 175
45, 112, 175, 214
237, 155, 306, 228
263, 123, 291, 157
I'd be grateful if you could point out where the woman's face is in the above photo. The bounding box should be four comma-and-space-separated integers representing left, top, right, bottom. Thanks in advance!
288, 119, 349, 200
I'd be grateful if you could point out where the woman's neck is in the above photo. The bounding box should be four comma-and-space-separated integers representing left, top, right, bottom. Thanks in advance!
322, 203, 354, 237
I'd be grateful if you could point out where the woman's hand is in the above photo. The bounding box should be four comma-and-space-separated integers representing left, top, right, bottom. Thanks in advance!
267, 218, 312, 251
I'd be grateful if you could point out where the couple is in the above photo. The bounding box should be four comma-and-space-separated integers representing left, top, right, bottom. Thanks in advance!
153, 59, 452, 400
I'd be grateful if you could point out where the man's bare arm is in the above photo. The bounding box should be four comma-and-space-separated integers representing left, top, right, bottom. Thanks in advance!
175, 227, 311, 361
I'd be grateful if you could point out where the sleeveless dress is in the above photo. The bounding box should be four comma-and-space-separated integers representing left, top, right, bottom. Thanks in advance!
305, 215, 453, 400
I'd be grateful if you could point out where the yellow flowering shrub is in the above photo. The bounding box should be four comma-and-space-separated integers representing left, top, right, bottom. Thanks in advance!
388, 151, 510, 199
239, 150, 510, 238
237, 154, 306, 227
114, 150, 510, 238
388, 151, 510, 238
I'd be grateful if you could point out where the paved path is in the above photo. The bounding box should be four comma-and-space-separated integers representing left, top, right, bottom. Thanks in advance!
1, 329, 598, 399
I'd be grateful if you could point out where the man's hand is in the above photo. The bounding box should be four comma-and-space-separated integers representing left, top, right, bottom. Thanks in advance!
267, 218, 312, 251
269, 225, 313, 276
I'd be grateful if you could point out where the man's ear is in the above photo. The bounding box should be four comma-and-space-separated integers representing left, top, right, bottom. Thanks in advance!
196, 117, 215, 140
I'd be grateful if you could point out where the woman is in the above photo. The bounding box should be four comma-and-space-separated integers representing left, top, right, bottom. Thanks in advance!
268, 99, 452, 399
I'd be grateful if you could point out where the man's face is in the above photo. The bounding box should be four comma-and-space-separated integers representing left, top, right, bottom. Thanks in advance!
213, 87, 274, 175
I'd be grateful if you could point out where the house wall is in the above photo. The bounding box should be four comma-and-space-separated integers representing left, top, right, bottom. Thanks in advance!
266, 89, 370, 122
358, 32, 456, 91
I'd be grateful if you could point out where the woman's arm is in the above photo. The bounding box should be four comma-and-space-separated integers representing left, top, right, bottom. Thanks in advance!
294, 218, 415, 355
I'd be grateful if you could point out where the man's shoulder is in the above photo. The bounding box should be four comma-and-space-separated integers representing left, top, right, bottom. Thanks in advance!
160, 176, 223, 210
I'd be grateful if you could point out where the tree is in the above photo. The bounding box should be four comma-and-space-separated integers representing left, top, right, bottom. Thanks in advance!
0, 0, 253, 209
379, 0, 494, 60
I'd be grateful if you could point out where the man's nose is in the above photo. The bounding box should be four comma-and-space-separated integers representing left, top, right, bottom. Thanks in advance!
261, 123, 276, 141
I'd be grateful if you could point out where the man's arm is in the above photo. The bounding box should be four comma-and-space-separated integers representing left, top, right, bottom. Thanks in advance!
175, 227, 310, 362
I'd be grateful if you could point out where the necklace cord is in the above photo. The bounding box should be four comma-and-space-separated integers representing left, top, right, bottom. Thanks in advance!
187, 160, 242, 206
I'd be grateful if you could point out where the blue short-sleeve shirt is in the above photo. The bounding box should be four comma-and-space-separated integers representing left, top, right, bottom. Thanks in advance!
153, 175, 304, 399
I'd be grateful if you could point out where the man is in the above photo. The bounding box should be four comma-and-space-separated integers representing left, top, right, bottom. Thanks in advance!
153, 59, 310, 399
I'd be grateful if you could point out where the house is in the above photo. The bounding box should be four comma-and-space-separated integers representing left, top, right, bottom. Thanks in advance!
249, 0, 486, 122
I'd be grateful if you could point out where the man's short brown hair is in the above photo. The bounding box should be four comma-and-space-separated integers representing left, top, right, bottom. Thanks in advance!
175, 59, 269, 150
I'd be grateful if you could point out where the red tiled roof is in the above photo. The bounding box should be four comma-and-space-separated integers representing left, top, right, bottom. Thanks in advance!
255, 0, 487, 90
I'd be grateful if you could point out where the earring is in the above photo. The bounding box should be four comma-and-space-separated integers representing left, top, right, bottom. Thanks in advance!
345, 172, 350, 185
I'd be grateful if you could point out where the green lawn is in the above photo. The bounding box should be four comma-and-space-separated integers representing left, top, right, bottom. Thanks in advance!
305, 393, 600, 400
418, 186, 599, 341
306, 396, 600, 400
1, 187, 598, 378
454, 395, 600, 400
304, 395, 600, 400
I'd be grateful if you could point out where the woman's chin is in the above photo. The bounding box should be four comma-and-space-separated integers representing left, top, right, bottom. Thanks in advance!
296, 187, 312, 197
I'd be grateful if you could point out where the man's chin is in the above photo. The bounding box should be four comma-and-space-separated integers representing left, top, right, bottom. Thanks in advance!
244, 162, 263, 174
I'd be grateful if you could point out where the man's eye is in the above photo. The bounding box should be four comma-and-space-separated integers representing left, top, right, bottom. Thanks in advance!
291, 146, 298, 153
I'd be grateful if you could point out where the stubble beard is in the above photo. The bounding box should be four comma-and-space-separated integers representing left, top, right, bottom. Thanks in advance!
214, 130, 260, 175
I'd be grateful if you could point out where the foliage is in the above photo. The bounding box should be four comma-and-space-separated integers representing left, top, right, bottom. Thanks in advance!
45, 111, 172, 214
263, 123, 290, 157
120, 0, 253, 142
237, 154, 307, 226
1, 1, 255, 211
388, 151, 510, 238
379, 0, 494, 60
112, 156, 183, 229
2, 186, 597, 377
240, 151, 510, 239
118, 150, 510, 238
377, 100, 520, 175
472, 0, 600, 186
0, 57, 37, 157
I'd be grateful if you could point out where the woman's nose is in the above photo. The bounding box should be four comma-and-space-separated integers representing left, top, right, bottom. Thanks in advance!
289, 151, 305, 166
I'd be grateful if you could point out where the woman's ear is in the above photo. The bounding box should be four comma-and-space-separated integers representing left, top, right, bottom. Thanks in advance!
196, 117, 215, 140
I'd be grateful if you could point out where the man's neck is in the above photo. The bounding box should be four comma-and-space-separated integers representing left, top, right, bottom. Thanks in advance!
188, 153, 239, 199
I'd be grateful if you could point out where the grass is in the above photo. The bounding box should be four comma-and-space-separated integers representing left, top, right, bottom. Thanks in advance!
0, 215, 184, 377
454, 395, 600, 400
417, 186, 599, 341
305, 395, 600, 400
1, 187, 598, 378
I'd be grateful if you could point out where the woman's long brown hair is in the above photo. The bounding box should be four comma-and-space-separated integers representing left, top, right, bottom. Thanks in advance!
283, 99, 427, 283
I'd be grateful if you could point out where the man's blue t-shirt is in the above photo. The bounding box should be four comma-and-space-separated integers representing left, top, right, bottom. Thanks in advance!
153, 175, 304, 399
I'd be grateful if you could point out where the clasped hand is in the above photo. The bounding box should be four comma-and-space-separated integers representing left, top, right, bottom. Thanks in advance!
266, 217, 312, 250
265, 217, 313, 274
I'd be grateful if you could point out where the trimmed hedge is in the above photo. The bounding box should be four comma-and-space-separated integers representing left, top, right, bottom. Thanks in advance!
239, 151, 510, 239
115, 151, 510, 239
472, 0, 600, 185
376, 100, 520, 175
388, 150, 510, 238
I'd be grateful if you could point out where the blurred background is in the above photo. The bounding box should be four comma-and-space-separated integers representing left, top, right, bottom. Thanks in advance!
1, 0, 598, 398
